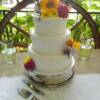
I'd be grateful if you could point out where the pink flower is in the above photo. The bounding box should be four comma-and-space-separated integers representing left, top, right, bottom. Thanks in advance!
24, 56, 36, 72
58, 3, 69, 18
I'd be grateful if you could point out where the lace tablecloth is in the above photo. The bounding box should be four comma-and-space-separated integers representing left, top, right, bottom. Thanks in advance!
0, 74, 100, 100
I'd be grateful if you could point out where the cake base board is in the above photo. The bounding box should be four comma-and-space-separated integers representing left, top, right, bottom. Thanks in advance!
28, 69, 75, 86
27, 57, 75, 85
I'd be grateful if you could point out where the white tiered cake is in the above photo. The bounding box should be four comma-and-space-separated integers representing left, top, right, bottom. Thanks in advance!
24, 0, 75, 84
29, 17, 73, 73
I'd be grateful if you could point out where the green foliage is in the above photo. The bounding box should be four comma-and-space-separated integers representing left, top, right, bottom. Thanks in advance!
0, 0, 100, 49
2, 12, 34, 46
0, 44, 4, 53
66, 0, 100, 42
67, 19, 75, 28
0, 5, 8, 10
26, 13, 34, 28
75, 0, 100, 12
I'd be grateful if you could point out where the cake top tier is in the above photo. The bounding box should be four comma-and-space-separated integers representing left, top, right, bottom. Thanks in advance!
34, 0, 70, 18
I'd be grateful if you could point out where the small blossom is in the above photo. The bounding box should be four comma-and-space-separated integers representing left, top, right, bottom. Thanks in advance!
73, 41, 81, 49
24, 56, 36, 72
58, 3, 69, 18
66, 38, 81, 50
66, 38, 74, 47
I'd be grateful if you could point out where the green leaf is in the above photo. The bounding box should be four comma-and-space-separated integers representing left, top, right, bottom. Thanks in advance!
71, 26, 82, 41
82, 3, 88, 11
89, 4, 97, 10
67, 19, 75, 28
0, 5, 8, 10
12, 35, 20, 43
96, 6, 100, 10
26, 14, 34, 28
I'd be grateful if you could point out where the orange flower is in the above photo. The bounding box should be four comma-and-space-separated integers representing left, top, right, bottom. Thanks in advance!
66, 38, 74, 47
66, 38, 81, 49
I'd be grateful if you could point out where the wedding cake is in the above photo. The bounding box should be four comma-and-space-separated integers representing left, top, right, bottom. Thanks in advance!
24, 0, 75, 84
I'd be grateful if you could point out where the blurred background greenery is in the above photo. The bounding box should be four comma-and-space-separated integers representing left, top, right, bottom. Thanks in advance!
0, 0, 100, 52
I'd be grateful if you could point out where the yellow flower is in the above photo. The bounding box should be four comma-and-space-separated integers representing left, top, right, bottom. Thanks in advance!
40, 0, 59, 9
24, 56, 32, 64
73, 41, 81, 49
41, 9, 58, 17
66, 38, 81, 49
40, 0, 59, 17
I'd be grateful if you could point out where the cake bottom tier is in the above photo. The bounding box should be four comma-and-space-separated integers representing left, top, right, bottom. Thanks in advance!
28, 65, 75, 85
28, 45, 75, 74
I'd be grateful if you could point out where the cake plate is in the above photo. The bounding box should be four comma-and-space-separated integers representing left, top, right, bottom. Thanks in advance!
27, 56, 75, 85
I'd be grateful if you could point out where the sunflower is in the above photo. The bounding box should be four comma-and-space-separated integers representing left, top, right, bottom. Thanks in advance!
39, 0, 59, 17
41, 9, 58, 17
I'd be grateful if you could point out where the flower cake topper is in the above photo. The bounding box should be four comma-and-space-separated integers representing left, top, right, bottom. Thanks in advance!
35, 0, 71, 18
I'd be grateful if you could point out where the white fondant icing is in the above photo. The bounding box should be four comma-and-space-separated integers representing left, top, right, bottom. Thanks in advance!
30, 30, 71, 54
28, 17, 75, 74
33, 17, 67, 36
28, 45, 73, 73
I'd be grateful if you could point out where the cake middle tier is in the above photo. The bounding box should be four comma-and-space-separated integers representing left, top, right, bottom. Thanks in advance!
30, 29, 71, 54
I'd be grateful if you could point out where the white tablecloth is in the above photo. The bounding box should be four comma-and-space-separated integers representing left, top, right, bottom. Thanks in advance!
0, 74, 100, 100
